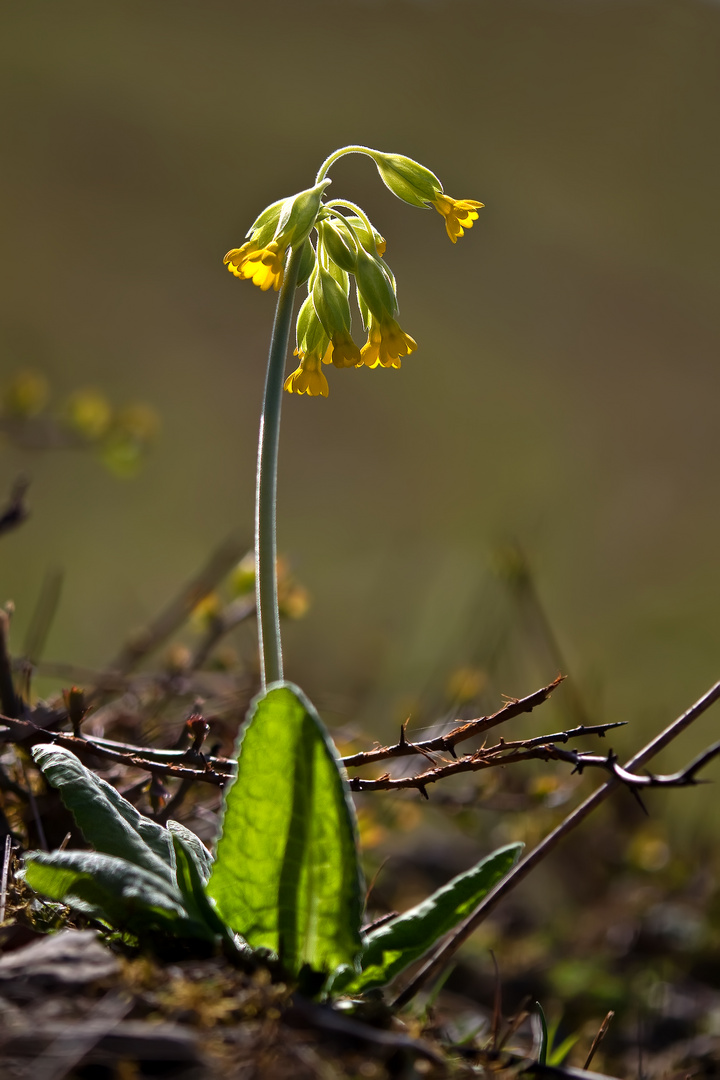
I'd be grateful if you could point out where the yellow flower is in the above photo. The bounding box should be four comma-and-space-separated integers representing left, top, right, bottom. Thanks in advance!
325, 331, 362, 369
223, 240, 286, 291
360, 317, 417, 369
284, 349, 329, 397
431, 195, 484, 243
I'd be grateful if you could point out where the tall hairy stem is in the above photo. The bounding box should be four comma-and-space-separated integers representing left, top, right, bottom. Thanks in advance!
255, 246, 303, 688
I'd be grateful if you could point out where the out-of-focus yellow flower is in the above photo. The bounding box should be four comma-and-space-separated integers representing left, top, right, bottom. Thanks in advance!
432, 195, 484, 243
224, 240, 286, 291
3, 370, 49, 418
190, 592, 222, 631
65, 389, 113, 440
230, 552, 256, 596
115, 402, 160, 442
446, 666, 487, 705
278, 581, 311, 620
284, 349, 329, 397
360, 317, 417, 369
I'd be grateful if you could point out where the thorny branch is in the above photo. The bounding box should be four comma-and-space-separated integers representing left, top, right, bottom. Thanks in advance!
342, 676, 567, 767
0, 679, 622, 792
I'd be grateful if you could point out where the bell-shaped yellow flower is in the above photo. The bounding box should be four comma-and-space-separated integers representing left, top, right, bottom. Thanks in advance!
284, 349, 329, 397
224, 240, 286, 291
432, 195, 484, 243
326, 331, 362, 369
360, 317, 417, 370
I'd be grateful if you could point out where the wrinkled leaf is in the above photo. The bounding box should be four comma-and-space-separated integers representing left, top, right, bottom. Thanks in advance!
332, 843, 523, 994
207, 683, 363, 976
32, 745, 173, 881
22, 850, 207, 938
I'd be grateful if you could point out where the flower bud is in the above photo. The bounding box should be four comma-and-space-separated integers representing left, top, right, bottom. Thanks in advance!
354, 247, 398, 322
312, 267, 352, 341
296, 238, 317, 287
342, 215, 386, 258
275, 179, 331, 249
369, 151, 442, 208
318, 219, 357, 274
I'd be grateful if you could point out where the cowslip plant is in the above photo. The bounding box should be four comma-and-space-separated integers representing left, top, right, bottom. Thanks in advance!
21, 147, 514, 997
23, 689, 521, 993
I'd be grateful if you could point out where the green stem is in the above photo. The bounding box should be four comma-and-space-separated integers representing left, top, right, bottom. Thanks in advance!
255, 245, 303, 688
315, 145, 376, 184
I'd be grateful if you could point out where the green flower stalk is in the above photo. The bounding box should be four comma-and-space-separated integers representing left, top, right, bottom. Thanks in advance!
223, 147, 482, 686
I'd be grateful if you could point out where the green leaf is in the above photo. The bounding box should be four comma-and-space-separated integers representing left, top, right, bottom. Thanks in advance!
22, 850, 202, 938
536, 1001, 549, 1066
170, 833, 231, 943
332, 843, 523, 995
207, 683, 363, 976
32, 745, 173, 882
168, 820, 213, 884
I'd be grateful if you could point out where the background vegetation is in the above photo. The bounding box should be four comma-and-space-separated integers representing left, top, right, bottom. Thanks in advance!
1, 2, 720, 1071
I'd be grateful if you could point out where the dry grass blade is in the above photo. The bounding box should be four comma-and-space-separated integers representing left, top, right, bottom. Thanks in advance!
0, 834, 12, 923
584, 1010, 614, 1070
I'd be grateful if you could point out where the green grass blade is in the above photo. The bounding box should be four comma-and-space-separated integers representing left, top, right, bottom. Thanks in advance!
207, 683, 364, 976
32, 745, 173, 881
535, 1001, 549, 1066
332, 843, 523, 995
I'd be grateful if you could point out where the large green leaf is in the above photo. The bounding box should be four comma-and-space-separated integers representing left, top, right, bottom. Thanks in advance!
332, 843, 523, 995
32, 744, 173, 881
22, 850, 208, 938
207, 683, 364, 976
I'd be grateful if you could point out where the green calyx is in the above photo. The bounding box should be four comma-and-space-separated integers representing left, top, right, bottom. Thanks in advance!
354, 246, 398, 322
312, 265, 352, 341
369, 151, 442, 209
276, 180, 332, 249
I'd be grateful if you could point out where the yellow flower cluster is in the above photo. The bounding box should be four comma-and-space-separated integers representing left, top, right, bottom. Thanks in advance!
222, 148, 482, 396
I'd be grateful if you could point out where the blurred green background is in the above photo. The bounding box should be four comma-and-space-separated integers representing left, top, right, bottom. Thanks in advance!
1, 0, 719, 801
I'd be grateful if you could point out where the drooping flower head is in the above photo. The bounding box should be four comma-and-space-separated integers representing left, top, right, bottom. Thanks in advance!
222, 146, 482, 395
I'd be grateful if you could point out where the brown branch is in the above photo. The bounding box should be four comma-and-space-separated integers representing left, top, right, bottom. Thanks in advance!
348, 729, 718, 797
0, 610, 22, 719
0, 477, 30, 537
0, 715, 230, 787
548, 740, 720, 788
392, 678, 720, 1009
341, 676, 565, 769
